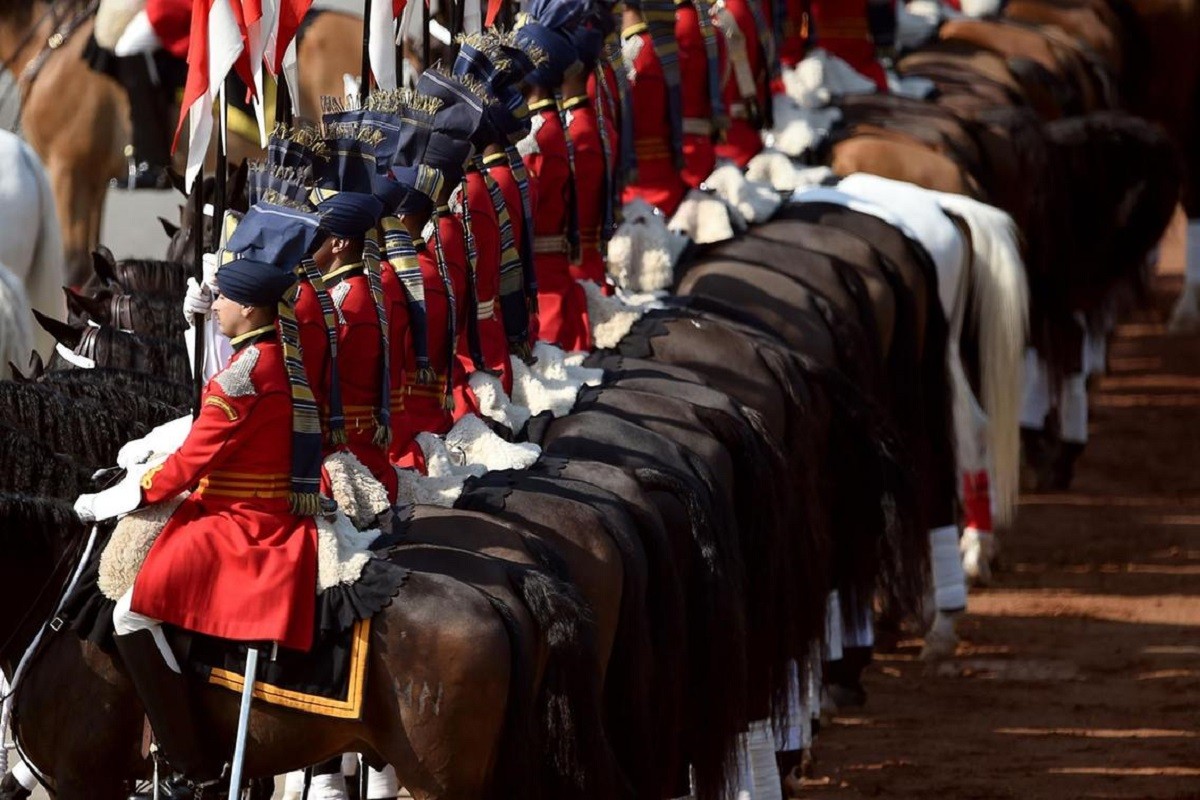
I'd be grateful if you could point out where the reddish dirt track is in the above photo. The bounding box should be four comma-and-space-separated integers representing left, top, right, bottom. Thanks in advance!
805, 271, 1200, 799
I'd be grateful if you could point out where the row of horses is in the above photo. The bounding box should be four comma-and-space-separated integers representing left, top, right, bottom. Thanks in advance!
0, 2, 1186, 800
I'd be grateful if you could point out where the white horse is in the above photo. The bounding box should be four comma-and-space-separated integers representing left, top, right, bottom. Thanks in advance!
792, 175, 1028, 659
0, 260, 31, 379
0, 128, 67, 361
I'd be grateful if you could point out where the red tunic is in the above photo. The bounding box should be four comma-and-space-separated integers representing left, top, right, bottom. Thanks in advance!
523, 101, 593, 352
810, 0, 887, 89
675, 0, 721, 188
459, 172, 514, 393
621, 25, 688, 216
324, 267, 398, 502
484, 154, 538, 356
133, 334, 318, 652
380, 258, 414, 461
716, 0, 767, 167
390, 214, 476, 464
563, 96, 608, 287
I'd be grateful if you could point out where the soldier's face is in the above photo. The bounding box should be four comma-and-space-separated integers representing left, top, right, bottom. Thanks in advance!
212, 293, 244, 338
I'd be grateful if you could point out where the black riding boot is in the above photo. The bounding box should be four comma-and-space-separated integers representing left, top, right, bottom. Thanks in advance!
0, 773, 31, 800
113, 55, 172, 189
113, 630, 224, 784
825, 646, 872, 708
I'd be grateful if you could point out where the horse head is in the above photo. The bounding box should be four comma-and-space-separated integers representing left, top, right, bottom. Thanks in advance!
33, 308, 83, 352
63, 286, 110, 326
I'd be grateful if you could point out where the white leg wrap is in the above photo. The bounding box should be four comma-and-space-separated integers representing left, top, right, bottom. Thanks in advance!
929, 526, 967, 612
733, 732, 755, 799
747, 719, 783, 800
12, 760, 37, 790
780, 660, 806, 751
1058, 373, 1088, 445
113, 589, 180, 673
305, 772, 349, 800
806, 649, 821, 725
1020, 348, 1050, 430
824, 591, 844, 661
366, 765, 400, 797
841, 591, 874, 649
961, 527, 997, 585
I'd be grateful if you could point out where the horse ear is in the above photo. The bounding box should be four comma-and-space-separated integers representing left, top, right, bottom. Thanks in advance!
29, 350, 45, 378
8, 361, 29, 382
159, 216, 181, 239
92, 249, 118, 286
62, 286, 102, 321
167, 167, 187, 195
32, 310, 82, 349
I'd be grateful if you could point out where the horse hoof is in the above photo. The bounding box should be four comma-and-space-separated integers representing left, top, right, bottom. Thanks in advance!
920, 610, 960, 661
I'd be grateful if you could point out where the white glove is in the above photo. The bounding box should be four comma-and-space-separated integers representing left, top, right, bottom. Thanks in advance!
183, 277, 213, 324
117, 414, 192, 469
73, 458, 164, 523
202, 252, 219, 288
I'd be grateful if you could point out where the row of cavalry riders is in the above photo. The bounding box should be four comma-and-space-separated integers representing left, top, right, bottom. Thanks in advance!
0, 0, 1188, 797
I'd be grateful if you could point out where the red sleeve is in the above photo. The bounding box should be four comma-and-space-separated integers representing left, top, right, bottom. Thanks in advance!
140, 380, 261, 503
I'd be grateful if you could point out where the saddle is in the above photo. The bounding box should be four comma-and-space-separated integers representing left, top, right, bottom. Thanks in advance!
60, 461, 408, 721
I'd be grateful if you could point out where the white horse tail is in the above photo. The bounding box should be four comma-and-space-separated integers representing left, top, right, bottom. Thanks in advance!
21, 135, 67, 355
0, 260, 34, 378
936, 194, 1029, 527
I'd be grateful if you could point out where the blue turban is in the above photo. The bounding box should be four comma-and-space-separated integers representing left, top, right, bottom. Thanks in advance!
418, 71, 485, 187
219, 204, 320, 305
568, 20, 605, 71
514, 22, 580, 87
315, 192, 384, 237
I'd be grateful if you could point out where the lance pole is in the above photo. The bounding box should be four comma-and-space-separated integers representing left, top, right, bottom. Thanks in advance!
362, 0, 373, 103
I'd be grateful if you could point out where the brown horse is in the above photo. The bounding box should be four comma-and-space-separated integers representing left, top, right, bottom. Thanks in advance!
1, 492, 615, 800
0, 0, 264, 286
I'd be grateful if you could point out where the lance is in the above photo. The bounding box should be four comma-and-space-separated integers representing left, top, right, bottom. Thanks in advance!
190, 164, 204, 418
361, 0, 373, 102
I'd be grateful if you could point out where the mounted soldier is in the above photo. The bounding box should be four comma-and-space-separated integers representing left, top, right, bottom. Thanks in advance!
74, 203, 325, 790
308, 120, 398, 500
514, 0, 595, 351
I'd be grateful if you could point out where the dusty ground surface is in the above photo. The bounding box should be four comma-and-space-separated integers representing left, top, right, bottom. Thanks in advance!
806, 270, 1200, 799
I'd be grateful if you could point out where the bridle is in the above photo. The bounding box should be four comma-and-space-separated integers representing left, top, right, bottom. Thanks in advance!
0, 0, 100, 125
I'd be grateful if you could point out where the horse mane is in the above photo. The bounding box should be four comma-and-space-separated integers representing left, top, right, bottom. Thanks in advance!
112, 259, 190, 299
85, 325, 191, 385
0, 492, 84, 552
0, 381, 156, 468
0, 422, 90, 499
40, 366, 191, 409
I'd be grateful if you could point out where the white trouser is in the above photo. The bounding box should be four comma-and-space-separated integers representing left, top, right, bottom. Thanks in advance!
1020, 348, 1051, 430
113, 589, 180, 673
282, 762, 400, 799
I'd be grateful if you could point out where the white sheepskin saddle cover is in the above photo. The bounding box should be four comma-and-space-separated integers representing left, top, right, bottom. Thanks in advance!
324, 451, 391, 530
98, 501, 381, 601
705, 164, 782, 224
582, 280, 650, 349
394, 414, 542, 508
767, 94, 841, 158
669, 189, 740, 244
607, 199, 688, 293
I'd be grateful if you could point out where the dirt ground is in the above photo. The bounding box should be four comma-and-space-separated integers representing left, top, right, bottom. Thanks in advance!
805, 267, 1200, 799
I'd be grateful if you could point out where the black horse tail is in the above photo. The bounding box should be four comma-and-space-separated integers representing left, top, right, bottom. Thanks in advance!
505, 562, 623, 800
693, 403, 795, 724
594, 507, 658, 799
480, 591, 541, 800
633, 465, 744, 800
814, 365, 926, 622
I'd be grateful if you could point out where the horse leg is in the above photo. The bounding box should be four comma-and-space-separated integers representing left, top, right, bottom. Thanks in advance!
46, 159, 95, 289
